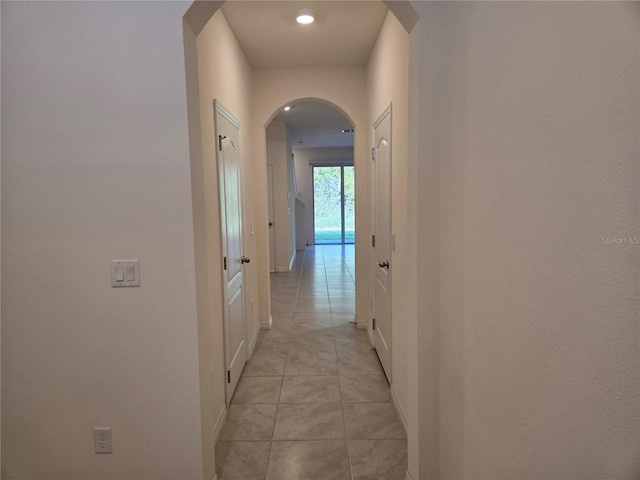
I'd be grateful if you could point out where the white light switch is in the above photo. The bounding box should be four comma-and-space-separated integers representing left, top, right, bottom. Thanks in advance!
125, 265, 135, 281
111, 260, 141, 287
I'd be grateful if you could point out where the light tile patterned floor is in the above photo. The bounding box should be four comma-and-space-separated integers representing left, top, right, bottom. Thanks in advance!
216, 245, 407, 480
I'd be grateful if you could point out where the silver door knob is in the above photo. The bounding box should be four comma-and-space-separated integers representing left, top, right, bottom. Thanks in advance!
241, 256, 251, 264
378, 260, 389, 269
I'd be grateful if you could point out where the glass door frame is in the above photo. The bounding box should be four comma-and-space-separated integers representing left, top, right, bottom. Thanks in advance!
312, 164, 355, 245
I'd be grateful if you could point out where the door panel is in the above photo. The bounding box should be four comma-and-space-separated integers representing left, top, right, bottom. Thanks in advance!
373, 106, 392, 382
216, 102, 247, 404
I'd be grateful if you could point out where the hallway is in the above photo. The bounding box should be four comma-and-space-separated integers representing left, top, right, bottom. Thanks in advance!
215, 245, 407, 480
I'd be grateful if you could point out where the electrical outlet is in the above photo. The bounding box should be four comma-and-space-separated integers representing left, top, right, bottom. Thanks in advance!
94, 427, 112, 454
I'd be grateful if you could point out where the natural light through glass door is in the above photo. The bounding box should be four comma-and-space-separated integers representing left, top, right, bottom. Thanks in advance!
313, 165, 355, 245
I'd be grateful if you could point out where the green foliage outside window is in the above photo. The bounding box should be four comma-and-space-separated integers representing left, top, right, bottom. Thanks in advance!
313, 166, 355, 244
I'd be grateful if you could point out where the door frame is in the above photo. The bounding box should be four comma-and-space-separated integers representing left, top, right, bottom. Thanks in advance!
311, 163, 355, 245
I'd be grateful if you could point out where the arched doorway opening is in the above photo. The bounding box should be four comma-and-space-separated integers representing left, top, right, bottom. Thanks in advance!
264, 99, 355, 272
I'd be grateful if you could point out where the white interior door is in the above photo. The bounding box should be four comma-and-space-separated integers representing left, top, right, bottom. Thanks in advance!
267, 164, 276, 272
373, 105, 392, 382
216, 102, 248, 404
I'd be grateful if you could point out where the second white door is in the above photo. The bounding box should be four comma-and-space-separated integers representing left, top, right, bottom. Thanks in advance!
372, 105, 392, 382
216, 101, 248, 404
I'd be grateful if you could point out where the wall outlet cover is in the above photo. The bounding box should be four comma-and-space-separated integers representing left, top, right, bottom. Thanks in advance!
94, 427, 112, 454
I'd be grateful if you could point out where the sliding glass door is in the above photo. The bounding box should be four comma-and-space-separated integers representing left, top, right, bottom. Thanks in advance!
313, 165, 355, 245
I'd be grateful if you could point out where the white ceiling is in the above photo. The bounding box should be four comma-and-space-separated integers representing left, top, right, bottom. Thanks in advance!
221, 1, 386, 148
273, 100, 354, 148
221, 1, 388, 68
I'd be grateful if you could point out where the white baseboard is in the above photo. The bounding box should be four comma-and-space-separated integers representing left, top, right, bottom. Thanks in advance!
260, 315, 273, 330
213, 402, 228, 443
390, 383, 408, 435
248, 321, 260, 357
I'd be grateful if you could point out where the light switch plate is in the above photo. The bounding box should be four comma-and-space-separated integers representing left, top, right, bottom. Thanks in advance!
111, 260, 140, 287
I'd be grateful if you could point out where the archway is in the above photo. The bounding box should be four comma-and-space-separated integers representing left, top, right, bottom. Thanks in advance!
264, 98, 356, 270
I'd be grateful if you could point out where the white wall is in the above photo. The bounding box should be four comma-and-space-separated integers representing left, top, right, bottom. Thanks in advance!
409, 2, 639, 478
405, 5, 438, 478
366, 10, 410, 425
252, 68, 369, 326
186, 6, 255, 478
293, 147, 354, 246
266, 121, 294, 271
2, 2, 203, 478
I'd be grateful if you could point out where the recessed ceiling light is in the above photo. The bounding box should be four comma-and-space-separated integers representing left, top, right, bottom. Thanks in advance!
296, 11, 315, 25
284, 106, 291, 111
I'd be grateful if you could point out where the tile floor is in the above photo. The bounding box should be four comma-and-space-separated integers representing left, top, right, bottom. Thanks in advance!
215, 245, 407, 480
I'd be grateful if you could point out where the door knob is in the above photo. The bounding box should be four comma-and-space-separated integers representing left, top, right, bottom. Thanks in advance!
241, 256, 251, 264
378, 260, 389, 269
269, 222, 273, 227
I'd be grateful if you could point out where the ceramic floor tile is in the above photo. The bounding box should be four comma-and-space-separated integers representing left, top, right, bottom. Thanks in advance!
330, 302, 356, 314
280, 375, 341, 403
348, 439, 407, 480
232, 376, 282, 404
215, 441, 270, 480
295, 303, 332, 313
271, 312, 294, 326
328, 284, 356, 291
270, 289, 298, 298
295, 288, 328, 296
271, 304, 296, 315
243, 355, 286, 377
343, 403, 407, 439
338, 350, 384, 376
339, 374, 391, 403
335, 335, 375, 355
218, 246, 403, 479
291, 319, 335, 337
220, 404, 277, 441
271, 292, 297, 303
285, 352, 338, 376
252, 336, 290, 356
273, 403, 345, 440
259, 323, 292, 340
298, 287, 329, 296
296, 296, 330, 306
332, 314, 357, 326
294, 312, 333, 323
289, 336, 336, 355
266, 440, 351, 480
